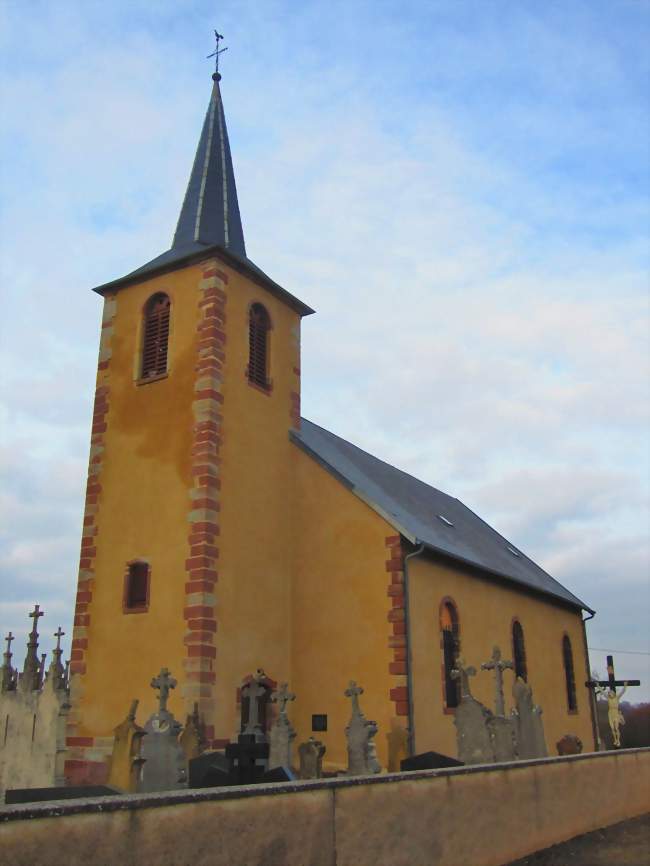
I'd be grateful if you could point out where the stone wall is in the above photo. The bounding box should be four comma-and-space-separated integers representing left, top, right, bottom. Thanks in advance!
1, 749, 648, 866
0, 678, 70, 797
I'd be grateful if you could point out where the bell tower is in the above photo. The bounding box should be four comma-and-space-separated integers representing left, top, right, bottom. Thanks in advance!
66, 63, 313, 784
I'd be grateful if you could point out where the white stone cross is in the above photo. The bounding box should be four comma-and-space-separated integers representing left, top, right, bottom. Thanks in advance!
271, 682, 295, 718
481, 645, 514, 716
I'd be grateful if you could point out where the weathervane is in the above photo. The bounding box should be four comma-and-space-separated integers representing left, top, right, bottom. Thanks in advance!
207, 30, 228, 78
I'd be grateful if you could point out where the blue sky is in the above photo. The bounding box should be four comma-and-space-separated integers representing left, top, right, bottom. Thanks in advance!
1, 1, 649, 701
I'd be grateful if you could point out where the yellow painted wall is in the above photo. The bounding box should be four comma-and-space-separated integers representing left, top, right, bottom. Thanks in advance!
290, 449, 396, 770
408, 553, 595, 758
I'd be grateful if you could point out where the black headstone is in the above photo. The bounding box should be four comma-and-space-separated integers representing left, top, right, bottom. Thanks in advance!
188, 750, 231, 788
5, 785, 119, 805
400, 751, 464, 772
261, 766, 295, 783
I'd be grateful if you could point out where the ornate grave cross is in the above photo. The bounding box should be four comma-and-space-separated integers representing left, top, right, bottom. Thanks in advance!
481, 645, 514, 716
54, 626, 65, 651
151, 667, 177, 714
451, 656, 477, 699
271, 682, 295, 720
586, 654, 641, 748
345, 681, 364, 717
1, 631, 16, 691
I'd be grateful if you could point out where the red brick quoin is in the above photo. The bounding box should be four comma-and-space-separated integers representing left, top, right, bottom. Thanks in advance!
386, 535, 410, 718
183, 261, 228, 746
65, 293, 117, 778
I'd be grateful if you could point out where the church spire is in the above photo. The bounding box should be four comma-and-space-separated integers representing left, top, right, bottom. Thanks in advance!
171, 65, 246, 258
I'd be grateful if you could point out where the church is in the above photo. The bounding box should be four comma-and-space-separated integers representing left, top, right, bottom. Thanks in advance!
65, 65, 597, 783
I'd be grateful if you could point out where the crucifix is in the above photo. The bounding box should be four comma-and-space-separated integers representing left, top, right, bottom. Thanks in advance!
207, 30, 228, 77
481, 645, 514, 716
586, 654, 641, 748
451, 656, 477, 700
150, 667, 177, 714
271, 682, 295, 720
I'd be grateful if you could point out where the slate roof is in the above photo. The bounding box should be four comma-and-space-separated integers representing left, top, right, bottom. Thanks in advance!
292, 418, 592, 613
92, 75, 314, 317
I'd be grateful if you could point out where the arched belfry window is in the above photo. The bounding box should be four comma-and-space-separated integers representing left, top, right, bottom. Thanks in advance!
562, 635, 577, 712
512, 620, 527, 681
440, 600, 460, 709
248, 303, 270, 389
141, 293, 170, 378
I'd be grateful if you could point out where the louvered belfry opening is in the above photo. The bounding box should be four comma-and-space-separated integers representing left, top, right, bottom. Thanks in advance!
248, 302, 270, 388
141, 293, 171, 378
563, 635, 577, 711
125, 561, 149, 610
441, 601, 460, 708
512, 620, 528, 681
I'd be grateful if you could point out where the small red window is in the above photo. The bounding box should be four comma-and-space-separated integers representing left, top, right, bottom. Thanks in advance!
248, 303, 270, 389
141, 293, 170, 378
124, 562, 149, 612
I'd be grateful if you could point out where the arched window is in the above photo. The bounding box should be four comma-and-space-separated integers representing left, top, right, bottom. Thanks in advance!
440, 600, 460, 709
562, 635, 577, 711
248, 303, 270, 389
512, 620, 527, 681
124, 561, 150, 612
141, 293, 170, 378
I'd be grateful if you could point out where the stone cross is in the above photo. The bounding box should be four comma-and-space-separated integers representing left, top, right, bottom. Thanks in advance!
481, 645, 514, 716
451, 656, 477, 699
1, 631, 16, 692
241, 670, 271, 737
151, 667, 177, 714
345, 681, 364, 715
29, 604, 44, 635
48, 626, 66, 689
271, 682, 295, 719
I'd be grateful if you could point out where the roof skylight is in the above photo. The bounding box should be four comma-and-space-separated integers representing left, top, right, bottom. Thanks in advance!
507, 546, 520, 557
437, 515, 454, 527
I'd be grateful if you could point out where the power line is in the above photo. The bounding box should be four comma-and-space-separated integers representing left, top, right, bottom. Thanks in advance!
588, 647, 650, 656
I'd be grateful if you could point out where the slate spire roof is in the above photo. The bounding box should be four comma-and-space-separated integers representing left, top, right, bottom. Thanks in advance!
92, 73, 314, 316
171, 72, 246, 257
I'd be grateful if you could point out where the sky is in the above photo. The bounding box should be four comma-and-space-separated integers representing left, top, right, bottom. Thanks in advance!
1, 1, 649, 701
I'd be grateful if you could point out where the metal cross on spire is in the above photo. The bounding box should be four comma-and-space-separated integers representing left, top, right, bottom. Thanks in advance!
4, 632, 13, 656
29, 604, 44, 636
207, 29, 228, 78
54, 626, 65, 651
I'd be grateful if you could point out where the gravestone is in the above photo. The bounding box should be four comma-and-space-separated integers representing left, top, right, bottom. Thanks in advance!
268, 682, 296, 770
298, 737, 326, 779
240, 669, 272, 741
556, 734, 583, 756
512, 677, 548, 759
344, 681, 381, 775
179, 702, 207, 762
189, 750, 232, 788
400, 751, 463, 771
107, 699, 146, 793
140, 667, 187, 792
452, 656, 494, 764
487, 715, 517, 762
481, 645, 514, 717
